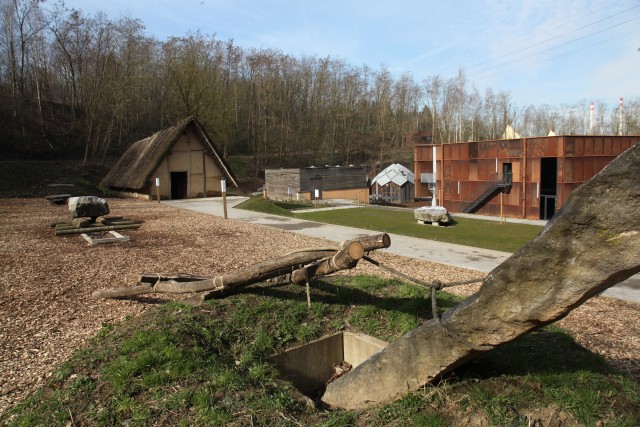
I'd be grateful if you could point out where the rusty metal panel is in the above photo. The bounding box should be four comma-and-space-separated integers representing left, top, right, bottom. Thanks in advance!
573, 139, 584, 157
478, 160, 490, 180
479, 141, 497, 158
460, 143, 469, 160
444, 161, 453, 180
574, 159, 584, 182
543, 138, 558, 156
530, 158, 541, 182
497, 140, 509, 158
612, 139, 621, 154
528, 140, 544, 158
460, 161, 469, 180
564, 158, 574, 182
508, 140, 522, 157
469, 161, 478, 181
512, 161, 521, 182
593, 137, 604, 155
452, 161, 460, 181
583, 137, 594, 156
444, 144, 453, 158
564, 138, 575, 157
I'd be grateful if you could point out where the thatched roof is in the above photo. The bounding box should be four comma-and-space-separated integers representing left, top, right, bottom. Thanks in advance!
100, 117, 238, 191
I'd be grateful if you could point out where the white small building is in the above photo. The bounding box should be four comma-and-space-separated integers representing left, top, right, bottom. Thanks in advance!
370, 163, 415, 204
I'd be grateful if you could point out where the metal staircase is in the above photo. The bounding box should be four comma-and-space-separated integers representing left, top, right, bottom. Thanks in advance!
462, 173, 512, 214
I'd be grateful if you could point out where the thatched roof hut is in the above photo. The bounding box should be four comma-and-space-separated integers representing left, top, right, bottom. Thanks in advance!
100, 117, 237, 200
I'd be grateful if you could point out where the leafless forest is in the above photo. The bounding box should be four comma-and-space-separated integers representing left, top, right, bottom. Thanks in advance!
1, 0, 639, 171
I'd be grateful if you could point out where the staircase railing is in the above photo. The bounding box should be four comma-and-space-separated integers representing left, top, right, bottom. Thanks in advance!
461, 172, 512, 212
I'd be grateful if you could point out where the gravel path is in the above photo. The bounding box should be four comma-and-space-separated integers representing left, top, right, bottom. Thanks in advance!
1, 198, 638, 414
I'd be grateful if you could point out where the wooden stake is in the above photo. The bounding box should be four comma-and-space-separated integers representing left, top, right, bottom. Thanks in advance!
221, 178, 228, 219
222, 190, 228, 219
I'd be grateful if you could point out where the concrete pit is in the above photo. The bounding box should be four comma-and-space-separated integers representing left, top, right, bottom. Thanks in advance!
269, 332, 387, 398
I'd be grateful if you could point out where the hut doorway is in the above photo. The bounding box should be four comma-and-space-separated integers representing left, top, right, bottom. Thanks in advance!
540, 158, 557, 220
171, 171, 188, 199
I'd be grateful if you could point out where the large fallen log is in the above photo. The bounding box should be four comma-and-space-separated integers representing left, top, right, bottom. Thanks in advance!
321, 142, 640, 409
92, 234, 389, 299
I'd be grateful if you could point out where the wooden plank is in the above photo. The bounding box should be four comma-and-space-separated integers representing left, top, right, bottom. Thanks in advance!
81, 231, 130, 245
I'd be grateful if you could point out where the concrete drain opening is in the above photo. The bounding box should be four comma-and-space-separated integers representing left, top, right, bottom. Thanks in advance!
269, 332, 388, 399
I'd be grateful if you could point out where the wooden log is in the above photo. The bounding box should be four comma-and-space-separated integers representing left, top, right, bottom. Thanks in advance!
72, 218, 95, 228
55, 223, 141, 236
51, 216, 140, 228
137, 273, 211, 284
92, 279, 226, 299
92, 235, 387, 299
200, 240, 367, 299
358, 233, 391, 251
290, 240, 365, 284
92, 248, 340, 299
55, 219, 137, 230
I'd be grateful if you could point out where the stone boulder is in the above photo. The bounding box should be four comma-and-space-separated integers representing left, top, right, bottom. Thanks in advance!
68, 196, 110, 220
322, 142, 640, 409
414, 206, 452, 225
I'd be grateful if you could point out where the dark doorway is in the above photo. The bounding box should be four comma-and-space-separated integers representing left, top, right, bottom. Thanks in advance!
540, 158, 557, 220
502, 163, 513, 183
171, 171, 188, 199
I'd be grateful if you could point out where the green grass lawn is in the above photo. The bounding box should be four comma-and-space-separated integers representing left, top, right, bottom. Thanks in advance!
236, 198, 544, 253
4, 276, 638, 426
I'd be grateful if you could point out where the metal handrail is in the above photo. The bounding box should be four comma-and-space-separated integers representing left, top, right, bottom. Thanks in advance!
461, 172, 512, 203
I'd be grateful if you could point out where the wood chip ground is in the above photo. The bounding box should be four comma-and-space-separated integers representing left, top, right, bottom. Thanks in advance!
0, 198, 638, 414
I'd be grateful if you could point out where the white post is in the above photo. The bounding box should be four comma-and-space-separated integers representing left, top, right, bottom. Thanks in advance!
221, 178, 228, 219
155, 177, 160, 203
432, 146, 437, 207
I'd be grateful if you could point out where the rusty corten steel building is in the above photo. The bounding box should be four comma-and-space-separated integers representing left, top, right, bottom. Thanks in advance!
414, 135, 640, 220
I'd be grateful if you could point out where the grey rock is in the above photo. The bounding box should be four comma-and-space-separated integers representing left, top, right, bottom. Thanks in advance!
322, 142, 640, 409
68, 196, 110, 220
414, 206, 452, 224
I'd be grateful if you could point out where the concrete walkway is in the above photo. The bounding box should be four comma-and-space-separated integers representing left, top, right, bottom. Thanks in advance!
163, 197, 640, 303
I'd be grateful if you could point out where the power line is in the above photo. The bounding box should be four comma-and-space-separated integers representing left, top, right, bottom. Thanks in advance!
465, 3, 640, 72
434, 0, 638, 77
472, 26, 640, 84
472, 14, 640, 77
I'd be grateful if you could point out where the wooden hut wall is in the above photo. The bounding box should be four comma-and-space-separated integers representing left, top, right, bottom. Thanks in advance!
299, 167, 367, 192
265, 169, 302, 199
150, 130, 224, 199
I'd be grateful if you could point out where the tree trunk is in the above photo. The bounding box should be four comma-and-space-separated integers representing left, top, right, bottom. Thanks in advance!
322, 143, 640, 409
92, 234, 390, 299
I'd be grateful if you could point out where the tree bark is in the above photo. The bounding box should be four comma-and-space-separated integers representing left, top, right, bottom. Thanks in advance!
322, 143, 640, 409
290, 239, 364, 284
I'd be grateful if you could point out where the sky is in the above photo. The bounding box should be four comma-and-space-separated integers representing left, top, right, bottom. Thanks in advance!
58, 0, 639, 109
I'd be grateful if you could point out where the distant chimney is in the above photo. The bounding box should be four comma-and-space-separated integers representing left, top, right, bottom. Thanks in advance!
589, 102, 595, 135
618, 98, 624, 136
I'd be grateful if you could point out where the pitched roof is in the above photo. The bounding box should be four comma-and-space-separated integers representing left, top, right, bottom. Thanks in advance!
100, 117, 238, 190
371, 163, 414, 187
